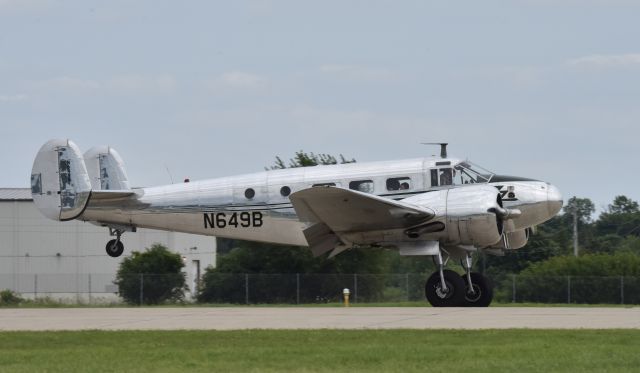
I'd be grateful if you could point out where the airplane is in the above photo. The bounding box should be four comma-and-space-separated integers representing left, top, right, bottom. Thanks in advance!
30, 139, 562, 307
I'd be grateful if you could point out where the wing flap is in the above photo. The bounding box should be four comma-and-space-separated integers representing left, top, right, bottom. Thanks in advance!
290, 187, 434, 233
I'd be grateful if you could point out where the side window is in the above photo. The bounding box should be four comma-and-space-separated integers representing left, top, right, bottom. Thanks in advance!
349, 180, 374, 193
439, 168, 453, 186
430, 169, 439, 187
386, 177, 412, 191
312, 183, 336, 187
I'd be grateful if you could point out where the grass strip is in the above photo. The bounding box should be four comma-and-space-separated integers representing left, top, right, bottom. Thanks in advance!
0, 329, 638, 372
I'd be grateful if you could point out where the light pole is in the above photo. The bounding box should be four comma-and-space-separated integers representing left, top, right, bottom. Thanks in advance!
571, 206, 579, 257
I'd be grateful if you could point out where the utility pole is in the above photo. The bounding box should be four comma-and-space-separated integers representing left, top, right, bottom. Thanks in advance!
572, 207, 579, 257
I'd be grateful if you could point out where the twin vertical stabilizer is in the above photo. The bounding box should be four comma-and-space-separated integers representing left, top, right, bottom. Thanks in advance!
30, 139, 130, 221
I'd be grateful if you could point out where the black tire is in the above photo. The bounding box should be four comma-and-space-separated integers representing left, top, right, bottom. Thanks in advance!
425, 269, 466, 307
461, 272, 493, 307
106, 239, 124, 257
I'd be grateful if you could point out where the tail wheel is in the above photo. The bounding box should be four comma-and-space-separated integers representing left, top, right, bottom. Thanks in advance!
425, 269, 466, 307
462, 272, 493, 307
106, 239, 124, 257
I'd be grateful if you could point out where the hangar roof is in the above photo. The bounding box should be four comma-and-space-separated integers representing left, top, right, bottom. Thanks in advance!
0, 188, 32, 201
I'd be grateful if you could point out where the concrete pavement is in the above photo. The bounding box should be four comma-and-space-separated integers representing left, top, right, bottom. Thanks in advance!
1, 307, 639, 331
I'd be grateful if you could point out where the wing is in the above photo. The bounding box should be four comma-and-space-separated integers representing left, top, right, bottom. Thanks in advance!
290, 187, 434, 255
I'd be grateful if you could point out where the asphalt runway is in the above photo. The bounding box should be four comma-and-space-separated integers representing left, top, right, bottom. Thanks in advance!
1, 307, 639, 331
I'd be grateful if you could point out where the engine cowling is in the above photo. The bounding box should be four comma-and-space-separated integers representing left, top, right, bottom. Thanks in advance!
404, 185, 506, 247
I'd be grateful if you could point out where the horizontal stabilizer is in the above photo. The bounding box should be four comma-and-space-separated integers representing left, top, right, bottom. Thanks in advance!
290, 187, 434, 233
90, 190, 136, 200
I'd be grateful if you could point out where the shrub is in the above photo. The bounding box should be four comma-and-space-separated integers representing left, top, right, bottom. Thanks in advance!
115, 244, 186, 305
0, 289, 23, 306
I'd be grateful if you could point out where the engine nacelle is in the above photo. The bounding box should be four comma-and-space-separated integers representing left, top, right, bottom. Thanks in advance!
404, 185, 505, 247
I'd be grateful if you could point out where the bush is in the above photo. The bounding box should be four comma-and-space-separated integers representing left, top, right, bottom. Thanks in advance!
497, 253, 640, 304
0, 289, 23, 306
115, 244, 186, 305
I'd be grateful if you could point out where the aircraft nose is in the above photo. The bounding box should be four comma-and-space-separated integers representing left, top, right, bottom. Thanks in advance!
546, 184, 563, 216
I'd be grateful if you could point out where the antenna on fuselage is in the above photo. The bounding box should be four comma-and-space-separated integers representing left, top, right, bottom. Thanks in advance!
421, 143, 448, 158
164, 163, 174, 184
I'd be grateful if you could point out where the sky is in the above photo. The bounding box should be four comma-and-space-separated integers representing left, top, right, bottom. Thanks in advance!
1, 0, 639, 215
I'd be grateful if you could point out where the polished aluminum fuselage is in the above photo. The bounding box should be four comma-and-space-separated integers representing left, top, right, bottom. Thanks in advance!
81, 157, 563, 249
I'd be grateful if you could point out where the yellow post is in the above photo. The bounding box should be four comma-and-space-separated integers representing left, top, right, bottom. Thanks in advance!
343, 288, 350, 307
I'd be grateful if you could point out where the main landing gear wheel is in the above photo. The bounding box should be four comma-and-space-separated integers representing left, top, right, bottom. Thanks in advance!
425, 269, 466, 307
106, 239, 124, 257
461, 272, 493, 307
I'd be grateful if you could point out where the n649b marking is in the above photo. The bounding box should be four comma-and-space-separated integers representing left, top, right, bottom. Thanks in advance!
203, 212, 263, 229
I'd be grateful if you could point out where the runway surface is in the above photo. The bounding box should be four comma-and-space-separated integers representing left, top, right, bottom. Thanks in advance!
1, 307, 639, 331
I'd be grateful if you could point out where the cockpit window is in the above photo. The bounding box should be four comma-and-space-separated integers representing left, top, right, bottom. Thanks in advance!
453, 161, 493, 184
439, 168, 453, 186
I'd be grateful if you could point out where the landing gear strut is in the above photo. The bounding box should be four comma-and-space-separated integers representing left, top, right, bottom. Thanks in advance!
106, 228, 125, 257
424, 250, 494, 307
460, 253, 493, 307
425, 250, 465, 307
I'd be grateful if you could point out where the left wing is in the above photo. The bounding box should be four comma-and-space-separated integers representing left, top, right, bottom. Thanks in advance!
290, 187, 434, 254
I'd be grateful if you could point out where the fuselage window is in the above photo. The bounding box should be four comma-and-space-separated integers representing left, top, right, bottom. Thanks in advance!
280, 186, 291, 197
386, 177, 412, 191
244, 188, 255, 200
349, 180, 374, 193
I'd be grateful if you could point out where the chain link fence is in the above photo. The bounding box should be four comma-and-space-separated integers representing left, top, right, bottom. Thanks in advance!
1, 273, 639, 305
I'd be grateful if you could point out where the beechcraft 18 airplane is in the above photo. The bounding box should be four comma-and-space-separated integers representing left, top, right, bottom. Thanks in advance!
30, 140, 562, 307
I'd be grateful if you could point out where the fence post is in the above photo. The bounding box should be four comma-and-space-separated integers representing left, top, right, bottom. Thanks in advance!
567, 276, 571, 304
245, 274, 249, 305
353, 274, 358, 304
296, 273, 300, 305
405, 273, 410, 301
34, 274, 38, 300
621, 276, 624, 305
139, 274, 144, 306
511, 274, 516, 303
88, 274, 92, 304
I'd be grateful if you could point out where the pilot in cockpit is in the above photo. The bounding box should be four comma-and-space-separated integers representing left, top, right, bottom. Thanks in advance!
439, 168, 453, 186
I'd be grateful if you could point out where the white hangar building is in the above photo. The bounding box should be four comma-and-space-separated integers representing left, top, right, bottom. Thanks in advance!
0, 188, 216, 302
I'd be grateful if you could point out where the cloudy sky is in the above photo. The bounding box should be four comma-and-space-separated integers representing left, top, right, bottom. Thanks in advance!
1, 0, 639, 214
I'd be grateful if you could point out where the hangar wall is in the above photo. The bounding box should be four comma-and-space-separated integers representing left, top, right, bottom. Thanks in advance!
0, 188, 216, 302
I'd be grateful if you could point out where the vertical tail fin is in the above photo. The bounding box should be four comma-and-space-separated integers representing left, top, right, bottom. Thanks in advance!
84, 146, 131, 191
31, 139, 92, 221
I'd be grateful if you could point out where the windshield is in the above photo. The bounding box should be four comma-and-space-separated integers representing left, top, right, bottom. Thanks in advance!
453, 161, 494, 184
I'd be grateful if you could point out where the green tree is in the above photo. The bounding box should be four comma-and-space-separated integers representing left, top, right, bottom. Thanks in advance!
563, 197, 595, 224
269, 151, 355, 169
115, 244, 186, 305
607, 196, 639, 214
593, 196, 640, 254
